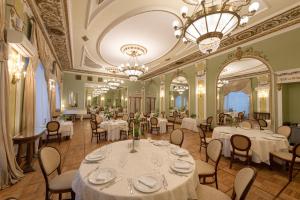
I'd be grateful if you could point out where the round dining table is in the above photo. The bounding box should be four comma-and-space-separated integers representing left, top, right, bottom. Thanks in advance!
72, 140, 200, 200
100, 120, 128, 141
212, 126, 289, 164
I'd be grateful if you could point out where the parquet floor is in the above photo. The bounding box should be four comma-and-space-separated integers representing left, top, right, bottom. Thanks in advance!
0, 120, 300, 200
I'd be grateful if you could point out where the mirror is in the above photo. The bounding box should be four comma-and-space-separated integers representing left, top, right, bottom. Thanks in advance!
169, 76, 189, 115
68, 91, 78, 107
217, 58, 271, 127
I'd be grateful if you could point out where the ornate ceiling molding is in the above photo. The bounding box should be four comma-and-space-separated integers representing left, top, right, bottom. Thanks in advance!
64, 68, 128, 79
140, 5, 300, 80
33, 0, 72, 69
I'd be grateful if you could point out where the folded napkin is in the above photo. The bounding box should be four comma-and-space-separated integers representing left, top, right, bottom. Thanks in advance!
86, 153, 103, 160
138, 176, 157, 188
96, 171, 111, 181
176, 148, 187, 155
174, 161, 190, 169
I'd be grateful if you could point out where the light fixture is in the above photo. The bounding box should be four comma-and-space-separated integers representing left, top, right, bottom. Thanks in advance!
217, 79, 229, 88
173, 0, 260, 54
173, 85, 189, 94
93, 85, 109, 97
104, 79, 124, 90
119, 44, 148, 81
8, 47, 26, 84
256, 84, 269, 98
49, 79, 56, 90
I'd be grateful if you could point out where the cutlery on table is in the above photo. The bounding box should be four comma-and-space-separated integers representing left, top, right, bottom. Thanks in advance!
127, 178, 134, 195
99, 177, 122, 191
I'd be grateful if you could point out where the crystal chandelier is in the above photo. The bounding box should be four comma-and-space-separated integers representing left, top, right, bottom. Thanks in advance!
217, 79, 229, 88
93, 85, 110, 97
104, 79, 124, 90
119, 44, 148, 81
174, 85, 189, 94
173, 0, 260, 54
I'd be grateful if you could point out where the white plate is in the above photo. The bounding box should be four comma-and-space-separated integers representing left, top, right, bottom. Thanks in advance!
170, 160, 193, 174
153, 140, 169, 146
85, 152, 105, 162
133, 174, 162, 193
171, 147, 189, 156
88, 168, 116, 185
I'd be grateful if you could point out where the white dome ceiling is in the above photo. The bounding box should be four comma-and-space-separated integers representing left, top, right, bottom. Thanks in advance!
99, 10, 179, 66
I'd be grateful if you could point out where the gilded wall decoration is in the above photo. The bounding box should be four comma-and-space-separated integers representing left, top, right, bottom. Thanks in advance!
141, 6, 300, 80
34, 0, 72, 69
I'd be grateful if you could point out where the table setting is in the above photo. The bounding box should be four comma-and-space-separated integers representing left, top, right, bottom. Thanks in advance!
72, 139, 200, 200
181, 118, 200, 132
212, 126, 289, 164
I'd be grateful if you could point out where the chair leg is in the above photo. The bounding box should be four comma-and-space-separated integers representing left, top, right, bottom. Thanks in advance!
45, 188, 49, 200
59, 193, 62, 200
230, 152, 233, 169
215, 172, 218, 189
288, 162, 294, 182
269, 153, 273, 170
71, 191, 75, 200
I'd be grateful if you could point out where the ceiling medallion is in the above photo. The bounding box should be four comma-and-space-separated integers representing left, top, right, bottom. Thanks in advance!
119, 44, 148, 81
173, 0, 260, 54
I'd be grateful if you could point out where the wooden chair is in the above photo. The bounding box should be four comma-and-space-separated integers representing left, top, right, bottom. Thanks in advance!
91, 114, 96, 121
150, 117, 160, 134
200, 116, 213, 131
90, 120, 107, 143
46, 121, 61, 144
129, 112, 135, 119
218, 112, 225, 125
277, 126, 292, 140
257, 119, 268, 130
167, 116, 175, 132
198, 126, 212, 154
122, 114, 129, 122
270, 144, 300, 182
161, 111, 165, 118
38, 146, 76, 200
196, 139, 223, 189
230, 134, 252, 168
170, 129, 184, 147
197, 167, 256, 200
236, 112, 245, 123
239, 120, 252, 129
120, 120, 134, 139
96, 115, 103, 125
140, 117, 148, 133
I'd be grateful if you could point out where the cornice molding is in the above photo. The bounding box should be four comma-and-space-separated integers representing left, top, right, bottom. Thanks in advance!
140, 5, 300, 80
63, 68, 128, 79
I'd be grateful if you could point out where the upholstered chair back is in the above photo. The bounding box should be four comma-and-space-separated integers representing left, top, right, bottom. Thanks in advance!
207, 139, 222, 163
122, 114, 129, 121
96, 115, 103, 124
91, 114, 96, 121
239, 121, 252, 129
277, 126, 291, 139
90, 120, 97, 130
39, 147, 61, 176
47, 121, 60, 132
233, 167, 256, 200
150, 117, 158, 126
206, 116, 213, 124
170, 129, 184, 147
258, 119, 267, 128
231, 135, 251, 151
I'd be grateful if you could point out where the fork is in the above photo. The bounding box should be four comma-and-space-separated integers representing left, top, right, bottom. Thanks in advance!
127, 178, 134, 195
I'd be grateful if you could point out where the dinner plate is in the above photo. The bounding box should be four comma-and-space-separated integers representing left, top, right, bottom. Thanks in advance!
171, 147, 189, 156
85, 152, 105, 162
88, 168, 116, 185
133, 174, 162, 193
170, 160, 193, 174
153, 140, 170, 146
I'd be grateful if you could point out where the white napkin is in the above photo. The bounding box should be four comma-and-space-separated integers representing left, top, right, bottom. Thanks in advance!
138, 176, 157, 188
174, 161, 190, 169
176, 149, 187, 155
86, 153, 102, 160
96, 171, 111, 181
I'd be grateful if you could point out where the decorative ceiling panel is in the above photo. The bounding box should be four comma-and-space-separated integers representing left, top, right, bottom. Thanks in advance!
35, 0, 72, 69
140, 5, 300, 80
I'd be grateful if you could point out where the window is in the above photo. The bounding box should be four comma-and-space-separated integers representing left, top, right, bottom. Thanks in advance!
55, 82, 61, 111
35, 62, 50, 129
224, 91, 250, 116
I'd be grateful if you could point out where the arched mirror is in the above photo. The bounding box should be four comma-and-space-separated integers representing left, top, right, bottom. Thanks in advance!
169, 76, 189, 116
217, 58, 272, 128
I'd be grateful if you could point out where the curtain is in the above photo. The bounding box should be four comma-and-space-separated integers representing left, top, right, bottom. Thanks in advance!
22, 22, 38, 137
0, 0, 24, 189
55, 82, 61, 111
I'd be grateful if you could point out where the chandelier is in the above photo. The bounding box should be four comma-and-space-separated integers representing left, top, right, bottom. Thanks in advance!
173, 0, 260, 54
93, 85, 110, 97
217, 79, 229, 88
119, 44, 148, 81
174, 85, 189, 94
104, 79, 124, 90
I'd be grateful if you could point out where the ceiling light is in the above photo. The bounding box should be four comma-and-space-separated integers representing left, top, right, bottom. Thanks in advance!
119, 44, 148, 81
174, 0, 259, 54
104, 79, 124, 89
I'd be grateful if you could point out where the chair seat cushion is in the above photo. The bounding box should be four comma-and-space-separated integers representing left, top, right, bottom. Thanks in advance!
232, 149, 252, 156
49, 170, 77, 191
197, 184, 231, 200
97, 128, 106, 133
196, 160, 215, 176
271, 151, 300, 162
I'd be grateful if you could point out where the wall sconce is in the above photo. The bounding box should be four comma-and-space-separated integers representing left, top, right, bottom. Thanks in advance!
125, 97, 127, 101
197, 84, 205, 95
171, 96, 174, 101
87, 96, 91, 101
256, 85, 269, 98
8, 48, 26, 84
160, 90, 164, 98
101, 96, 105, 101
49, 79, 56, 90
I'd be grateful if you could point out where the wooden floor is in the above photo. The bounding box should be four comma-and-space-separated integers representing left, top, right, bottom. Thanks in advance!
0, 120, 300, 200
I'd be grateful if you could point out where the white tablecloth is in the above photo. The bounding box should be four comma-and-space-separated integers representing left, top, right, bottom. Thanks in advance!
72, 140, 200, 200
60, 121, 74, 138
148, 118, 168, 133
212, 126, 289, 164
181, 118, 199, 132
100, 120, 128, 141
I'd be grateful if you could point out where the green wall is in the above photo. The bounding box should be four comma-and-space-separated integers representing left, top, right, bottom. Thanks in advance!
282, 83, 300, 124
